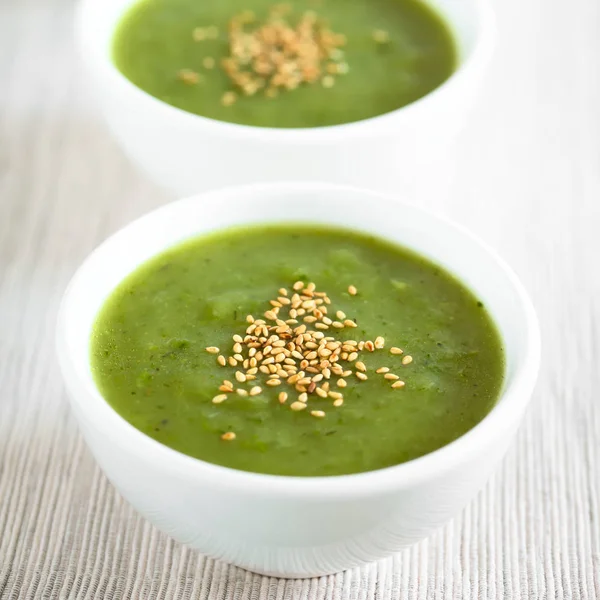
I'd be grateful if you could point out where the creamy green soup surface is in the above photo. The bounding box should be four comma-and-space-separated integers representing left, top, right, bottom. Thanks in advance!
112, 0, 457, 127
91, 225, 504, 477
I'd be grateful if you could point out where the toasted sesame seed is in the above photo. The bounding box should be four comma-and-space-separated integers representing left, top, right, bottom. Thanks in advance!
221, 91, 237, 106
235, 371, 246, 383
390, 347, 403, 355
355, 361, 367, 372
342, 370, 352, 377
212, 394, 228, 404
233, 334, 243, 343
279, 391, 288, 403
293, 281, 304, 290
217, 355, 226, 366
322, 75, 335, 88
348, 352, 358, 362
373, 29, 390, 44
316, 387, 328, 398
290, 401, 307, 411
365, 341, 376, 352
206, 346, 219, 354
298, 392, 308, 403
376, 367, 390, 374
333, 398, 344, 407
266, 379, 281, 386
315, 323, 329, 330
374, 336, 385, 349
392, 380, 406, 389
221, 431, 236, 441
279, 288, 288, 296
228, 357, 238, 367
311, 410, 326, 418
219, 385, 233, 393
356, 372, 368, 381
332, 321, 344, 329
247, 367, 258, 375
384, 373, 399, 380
236, 389, 248, 397
250, 386, 262, 396
344, 319, 357, 328
203, 57, 216, 70
402, 355, 413, 365
329, 391, 343, 399
178, 68, 201, 85
348, 285, 357, 296
233, 342, 242, 354
192, 27, 206, 41
246, 315, 254, 323
336, 310, 346, 320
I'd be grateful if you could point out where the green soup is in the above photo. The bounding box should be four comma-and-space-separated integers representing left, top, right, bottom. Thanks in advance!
112, 0, 457, 128
91, 225, 504, 477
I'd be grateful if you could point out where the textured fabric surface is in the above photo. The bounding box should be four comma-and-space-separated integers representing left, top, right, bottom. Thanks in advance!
1, 0, 599, 597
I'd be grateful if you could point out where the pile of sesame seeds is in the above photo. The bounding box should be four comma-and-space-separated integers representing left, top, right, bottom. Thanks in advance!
220, 5, 348, 102
206, 281, 413, 442
178, 3, 392, 106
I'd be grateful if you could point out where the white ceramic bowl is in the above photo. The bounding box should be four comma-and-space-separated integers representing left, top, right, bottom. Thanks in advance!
77, 0, 495, 196
57, 183, 539, 578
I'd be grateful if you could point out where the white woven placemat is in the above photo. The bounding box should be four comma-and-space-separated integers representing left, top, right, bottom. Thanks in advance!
1, 0, 599, 597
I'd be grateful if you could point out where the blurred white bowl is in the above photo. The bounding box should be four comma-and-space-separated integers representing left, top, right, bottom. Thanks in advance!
77, 0, 495, 196
57, 183, 539, 578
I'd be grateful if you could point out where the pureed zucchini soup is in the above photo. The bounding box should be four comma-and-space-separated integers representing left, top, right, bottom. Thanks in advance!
112, 0, 457, 128
91, 225, 505, 477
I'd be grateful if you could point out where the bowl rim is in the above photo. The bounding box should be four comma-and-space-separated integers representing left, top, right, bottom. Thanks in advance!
76, 0, 496, 142
56, 181, 541, 498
